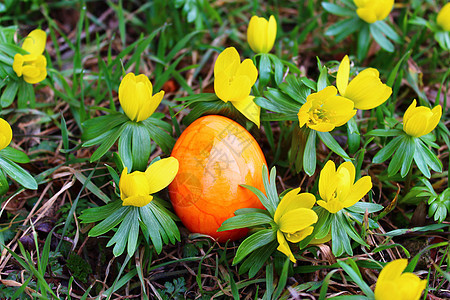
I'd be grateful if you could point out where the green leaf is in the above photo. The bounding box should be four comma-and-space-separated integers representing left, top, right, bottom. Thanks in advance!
118, 125, 133, 171
139, 205, 163, 253
148, 201, 180, 244
269, 54, 284, 85
0, 169, 8, 195
74, 169, 111, 203
339, 212, 369, 247
381, 223, 448, 237
399, 136, 415, 177
322, 2, 355, 16
281, 75, 311, 104
387, 51, 411, 87
417, 138, 442, 173
0, 147, 30, 163
82, 113, 128, 141
258, 54, 271, 88
90, 122, 127, 162
143, 117, 175, 154
317, 131, 350, 160
88, 206, 130, 237
317, 65, 328, 91
131, 123, 152, 171
0, 156, 37, 190
331, 213, 352, 256
357, 23, 370, 61
372, 135, 403, 164
366, 129, 402, 137
413, 139, 431, 178
107, 209, 133, 257
79, 200, 123, 223
127, 208, 140, 256
347, 202, 384, 214
0, 80, 19, 107
370, 23, 394, 52
304, 129, 316, 176
373, 20, 401, 43
273, 258, 290, 299
239, 242, 277, 278
337, 260, 375, 298
233, 229, 276, 265
325, 17, 360, 40
241, 182, 274, 217
17, 79, 35, 108
218, 213, 273, 232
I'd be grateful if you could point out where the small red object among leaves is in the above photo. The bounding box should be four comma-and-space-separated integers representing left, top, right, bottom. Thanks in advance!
169, 115, 267, 241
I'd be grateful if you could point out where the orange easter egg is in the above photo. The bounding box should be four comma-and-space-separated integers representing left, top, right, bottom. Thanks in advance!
169, 115, 267, 241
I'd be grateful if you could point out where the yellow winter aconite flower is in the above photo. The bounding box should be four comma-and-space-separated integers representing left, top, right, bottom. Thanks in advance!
247, 15, 277, 53
119, 157, 179, 207
402, 99, 442, 138
13, 29, 47, 84
317, 161, 372, 214
437, 3, 450, 31
118, 73, 165, 122
274, 188, 318, 262
214, 47, 260, 127
374, 259, 427, 300
337, 55, 392, 110
354, 0, 394, 24
0, 118, 13, 151
297, 86, 356, 132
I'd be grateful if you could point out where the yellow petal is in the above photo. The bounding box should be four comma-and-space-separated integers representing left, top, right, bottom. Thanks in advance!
321, 95, 356, 126
278, 208, 318, 233
145, 157, 179, 194
437, 3, 450, 31
23, 67, 47, 84
403, 99, 417, 122
285, 226, 314, 243
0, 118, 13, 151
309, 122, 336, 132
342, 176, 372, 208
122, 195, 154, 207
119, 168, 152, 199
231, 96, 260, 127
274, 189, 317, 222
397, 273, 427, 300
375, 0, 394, 21
267, 15, 277, 53
336, 55, 349, 96
13, 54, 24, 77
22, 29, 47, 55
356, 7, 378, 23
276, 230, 296, 262
214, 47, 240, 77
236, 59, 258, 86
317, 199, 345, 214
426, 105, 442, 134
345, 68, 392, 110
319, 161, 337, 202
375, 259, 407, 299
119, 73, 139, 121
247, 16, 259, 53
337, 162, 356, 185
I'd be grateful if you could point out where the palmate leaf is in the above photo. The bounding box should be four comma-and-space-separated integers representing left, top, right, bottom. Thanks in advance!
233, 229, 277, 265
218, 212, 273, 232
331, 213, 352, 256
142, 116, 176, 154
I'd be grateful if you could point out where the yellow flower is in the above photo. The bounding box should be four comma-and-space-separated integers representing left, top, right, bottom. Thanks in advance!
354, 0, 394, 24
119, 157, 179, 207
0, 118, 13, 151
247, 15, 277, 53
214, 47, 260, 127
402, 99, 442, 138
374, 259, 427, 300
437, 3, 450, 31
274, 188, 318, 262
317, 161, 372, 214
13, 29, 47, 84
297, 86, 356, 132
118, 73, 165, 122
337, 55, 392, 110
